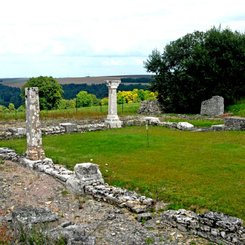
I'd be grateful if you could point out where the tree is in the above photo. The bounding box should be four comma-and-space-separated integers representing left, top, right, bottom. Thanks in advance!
145, 27, 245, 113
8, 103, 15, 112
22, 76, 63, 110
76, 91, 96, 107
58, 99, 76, 109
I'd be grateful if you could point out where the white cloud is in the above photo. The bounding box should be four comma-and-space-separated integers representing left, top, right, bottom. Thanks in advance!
0, 0, 244, 77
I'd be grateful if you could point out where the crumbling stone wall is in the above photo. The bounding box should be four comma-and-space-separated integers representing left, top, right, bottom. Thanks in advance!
224, 117, 245, 130
0, 148, 154, 214
162, 209, 244, 245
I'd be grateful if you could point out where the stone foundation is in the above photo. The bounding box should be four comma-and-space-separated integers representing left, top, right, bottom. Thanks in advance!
224, 117, 245, 130
162, 209, 244, 245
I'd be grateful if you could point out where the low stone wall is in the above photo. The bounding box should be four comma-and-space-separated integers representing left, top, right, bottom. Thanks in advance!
224, 117, 245, 130
0, 117, 154, 140
0, 122, 108, 140
0, 148, 154, 214
0, 116, 244, 140
162, 209, 244, 245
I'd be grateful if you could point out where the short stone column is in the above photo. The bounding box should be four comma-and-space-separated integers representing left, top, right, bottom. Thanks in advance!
105, 80, 122, 128
25, 87, 45, 160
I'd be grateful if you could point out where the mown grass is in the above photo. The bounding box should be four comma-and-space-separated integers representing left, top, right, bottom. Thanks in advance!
1, 126, 244, 220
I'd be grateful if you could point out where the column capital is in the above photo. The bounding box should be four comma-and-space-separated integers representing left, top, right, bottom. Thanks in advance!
106, 80, 121, 89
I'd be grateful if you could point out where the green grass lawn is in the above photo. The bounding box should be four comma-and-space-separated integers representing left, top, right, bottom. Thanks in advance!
0, 126, 244, 220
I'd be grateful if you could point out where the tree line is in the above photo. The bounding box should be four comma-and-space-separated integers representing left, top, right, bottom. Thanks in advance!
0, 76, 154, 111
145, 27, 245, 113
0, 80, 150, 110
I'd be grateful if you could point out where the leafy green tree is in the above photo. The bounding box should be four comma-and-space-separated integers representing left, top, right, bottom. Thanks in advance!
76, 91, 97, 107
58, 99, 76, 109
101, 97, 108, 105
22, 76, 63, 110
8, 103, 15, 112
0, 105, 7, 112
17, 105, 25, 112
145, 27, 245, 113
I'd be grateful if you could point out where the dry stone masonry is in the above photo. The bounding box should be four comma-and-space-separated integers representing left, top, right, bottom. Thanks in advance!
162, 209, 244, 245
224, 117, 245, 130
1, 115, 244, 141
0, 148, 154, 214
105, 80, 122, 128
200, 95, 224, 116
25, 87, 45, 160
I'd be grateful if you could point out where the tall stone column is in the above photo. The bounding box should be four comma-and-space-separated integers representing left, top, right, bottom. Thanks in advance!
25, 87, 45, 160
105, 80, 122, 128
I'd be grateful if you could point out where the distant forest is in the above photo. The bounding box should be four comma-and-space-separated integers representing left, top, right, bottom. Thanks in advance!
63, 83, 149, 100
0, 77, 152, 108
0, 84, 22, 107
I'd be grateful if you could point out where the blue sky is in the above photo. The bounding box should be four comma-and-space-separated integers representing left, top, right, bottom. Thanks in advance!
0, 0, 244, 78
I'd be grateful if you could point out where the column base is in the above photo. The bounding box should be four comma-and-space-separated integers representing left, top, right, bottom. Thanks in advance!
105, 118, 123, 128
26, 146, 45, 161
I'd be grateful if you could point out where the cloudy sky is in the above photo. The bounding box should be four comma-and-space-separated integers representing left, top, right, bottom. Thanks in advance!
0, 0, 244, 78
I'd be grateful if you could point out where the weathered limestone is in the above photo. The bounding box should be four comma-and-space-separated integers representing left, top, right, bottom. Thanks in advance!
59, 122, 78, 133
224, 117, 245, 130
138, 100, 162, 115
105, 80, 122, 128
200, 96, 224, 116
25, 87, 45, 160
66, 163, 104, 195
143, 116, 161, 125
177, 122, 194, 130
162, 209, 244, 245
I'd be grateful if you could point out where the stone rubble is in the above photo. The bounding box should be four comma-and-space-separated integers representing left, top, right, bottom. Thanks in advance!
224, 117, 245, 130
138, 100, 163, 115
162, 209, 244, 245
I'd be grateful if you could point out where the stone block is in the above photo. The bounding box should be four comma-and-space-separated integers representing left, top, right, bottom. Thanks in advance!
17, 127, 26, 136
74, 163, 104, 183
105, 118, 123, 128
12, 207, 58, 225
200, 96, 224, 116
177, 122, 194, 130
144, 116, 160, 125
66, 176, 85, 195
60, 123, 78, 133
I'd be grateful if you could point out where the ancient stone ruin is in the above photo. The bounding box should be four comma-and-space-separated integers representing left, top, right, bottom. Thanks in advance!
138, 100, 162, 115
25, 87, 45, 160
105, 80, 122, 128
200, 95, 224, 116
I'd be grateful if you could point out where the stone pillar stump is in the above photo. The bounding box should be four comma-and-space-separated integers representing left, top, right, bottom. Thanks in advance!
25, 87, 45, 160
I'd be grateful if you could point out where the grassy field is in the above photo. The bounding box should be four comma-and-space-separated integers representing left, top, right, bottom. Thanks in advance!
0, 126, 244, 220
0, 103, 139, 121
